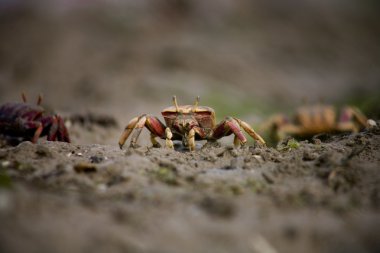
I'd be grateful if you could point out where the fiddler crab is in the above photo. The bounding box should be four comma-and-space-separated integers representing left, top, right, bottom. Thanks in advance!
263, 104, 374, 142
0, 93, 70, 143
119, 96, 266, 151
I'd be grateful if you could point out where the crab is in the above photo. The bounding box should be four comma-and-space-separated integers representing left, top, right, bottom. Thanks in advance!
0, 93, 70, 144
118, 96, 265, 151
263, 104, 371, 142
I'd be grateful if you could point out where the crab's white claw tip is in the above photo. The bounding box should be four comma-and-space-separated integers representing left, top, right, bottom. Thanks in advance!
368, 119, 377, 128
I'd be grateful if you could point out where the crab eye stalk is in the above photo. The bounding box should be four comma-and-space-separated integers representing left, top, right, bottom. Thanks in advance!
172, 95, 179, 112
192, 96, 200, 112
21, 92, 27, 103
37, 94, 43, 105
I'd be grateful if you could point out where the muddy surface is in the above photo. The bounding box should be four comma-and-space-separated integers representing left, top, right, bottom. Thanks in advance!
1, 1, 380, 252
0, 121, 379, 253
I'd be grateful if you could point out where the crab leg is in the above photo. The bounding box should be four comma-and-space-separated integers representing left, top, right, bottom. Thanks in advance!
212, 117, 247, 147
57, 116, 70, 142
119, 115, 168, 149
150, 133, 161, 148
36, 94, 43, 106
335, 122, 360, 133
32, 123, 43, 143
47, 116, 59, 141
187, 128, 196, 151
165, 127, 174, 149
119, 117, 139, 149
234, 118, 266, 145
340, 106, 369, 130
193, 126, 207, 139
39, 115, 70, 143
212, 117, 265, 147
276, 124, 303, 140
21, 92, 27, 103
129, 116, 147, 148
18, 120, 43, 143
40, 115, 60, 142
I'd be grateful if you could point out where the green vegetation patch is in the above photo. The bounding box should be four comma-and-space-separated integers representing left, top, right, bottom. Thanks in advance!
0, 169, 12, 189
154, 167, 179, 186
277, 138, 300, 151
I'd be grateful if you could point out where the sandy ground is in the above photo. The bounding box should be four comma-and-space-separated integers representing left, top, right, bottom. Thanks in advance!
1, 1, 380, 252
0, 121, 380, 253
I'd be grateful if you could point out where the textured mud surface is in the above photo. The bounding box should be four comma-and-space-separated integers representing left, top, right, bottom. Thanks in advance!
1, 2, 380, 252
0, 122, 379, 253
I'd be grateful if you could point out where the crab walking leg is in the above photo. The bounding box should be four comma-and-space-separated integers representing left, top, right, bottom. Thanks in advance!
165, 128, 174, 149
31, 123, 43, 143
233, 135, 241, 147
47, 116, 59, 141
42, 115, 69, 143
18, 120, 43, 143
21, 92, 27, 103
129, 116, 147, 148
119, 115, 168, 149
276, 124, 303, 140
36, 94, 43, 106
335, 122, 360, 133
187, 128, 196, 151
150, 133, 161, 147
212, 117, 247, 147
118, 117, 140, 149
57, 116, 70, 142
227, 119, 247, 147
234, 118, 266, 145
193, 126, 207, 138
145, 115, 167, 147
340, 106, 369, 129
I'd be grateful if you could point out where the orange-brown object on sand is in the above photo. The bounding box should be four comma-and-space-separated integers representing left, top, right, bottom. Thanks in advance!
118, 96, 265, 151
263, 104, 371, 142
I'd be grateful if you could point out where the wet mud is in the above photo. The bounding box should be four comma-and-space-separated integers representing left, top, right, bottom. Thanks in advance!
0, 121, 379, 253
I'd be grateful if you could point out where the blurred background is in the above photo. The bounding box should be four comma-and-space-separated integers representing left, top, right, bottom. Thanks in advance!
0, 0, 379, 144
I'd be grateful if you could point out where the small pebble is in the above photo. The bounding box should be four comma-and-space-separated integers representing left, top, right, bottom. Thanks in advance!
97, 184, 107, 193
253, 155, 264, 163
1, 161, 10, 168
230, 149, 238, 157
368, 119, 377, 127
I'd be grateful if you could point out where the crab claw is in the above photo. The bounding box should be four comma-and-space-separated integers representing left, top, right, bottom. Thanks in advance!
47, 116, 59, 141
119, 117, 140, 149
42, 115, 70, 143
212, 117, 266, 147
57, 116, 70, 142
234, 118, 266, 146
119, 115, 167, 149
